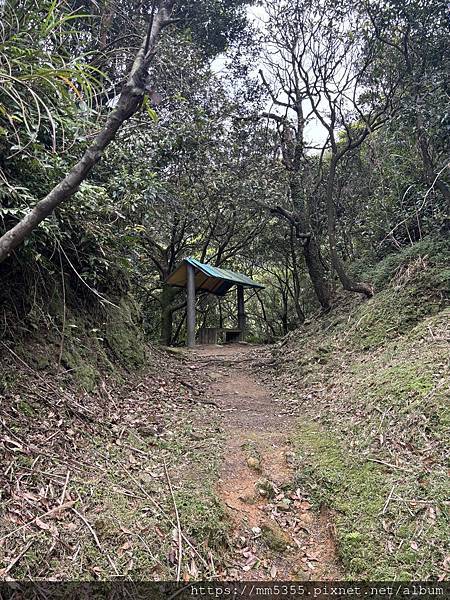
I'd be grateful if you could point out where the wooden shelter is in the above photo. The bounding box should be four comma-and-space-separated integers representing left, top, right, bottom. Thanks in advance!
166, 257, 264, 348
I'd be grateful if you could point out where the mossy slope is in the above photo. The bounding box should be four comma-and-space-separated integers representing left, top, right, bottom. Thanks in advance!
1, 274, 147, 391
279, 237, 449, 579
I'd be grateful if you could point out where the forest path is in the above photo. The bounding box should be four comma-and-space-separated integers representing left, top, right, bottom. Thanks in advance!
189, 344, 341, 581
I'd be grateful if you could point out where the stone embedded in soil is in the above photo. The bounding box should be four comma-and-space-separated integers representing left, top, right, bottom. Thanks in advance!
276, 498, 292, 511
285, 451, 296, 466
139, 472, 154, 484
292, 567, 310, 581
239, 494, 256, 505
260, 522, 289, 552
256, 478, 276, 498
299, 512, 314, 525
247, 456, 261, 471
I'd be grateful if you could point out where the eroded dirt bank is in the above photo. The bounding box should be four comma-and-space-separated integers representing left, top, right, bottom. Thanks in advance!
191, 344, 342, 580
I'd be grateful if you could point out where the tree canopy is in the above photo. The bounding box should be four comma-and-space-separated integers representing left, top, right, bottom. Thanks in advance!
0, 0, 448, 341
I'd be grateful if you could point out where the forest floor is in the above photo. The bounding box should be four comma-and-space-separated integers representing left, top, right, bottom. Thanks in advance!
1, 341, 342, 581
2, 239, 448, 581
191, 344, 341, 581
2, 300, 448, 581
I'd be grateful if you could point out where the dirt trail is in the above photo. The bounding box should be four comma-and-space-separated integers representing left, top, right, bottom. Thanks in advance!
191, 344, 341, 581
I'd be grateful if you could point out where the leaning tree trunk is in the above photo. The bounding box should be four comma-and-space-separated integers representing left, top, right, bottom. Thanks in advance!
289, 176, 331, 310
0, 0, 175, 264
326, 159, 373, 298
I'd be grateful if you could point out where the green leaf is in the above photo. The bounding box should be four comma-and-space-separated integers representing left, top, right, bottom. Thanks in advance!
142, 96, 159, 123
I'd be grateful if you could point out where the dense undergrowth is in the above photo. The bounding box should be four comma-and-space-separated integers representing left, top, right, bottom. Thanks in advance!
275, 236, 449, 579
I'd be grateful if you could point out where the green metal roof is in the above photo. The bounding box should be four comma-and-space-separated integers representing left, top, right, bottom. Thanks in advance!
166, 257, 265, 296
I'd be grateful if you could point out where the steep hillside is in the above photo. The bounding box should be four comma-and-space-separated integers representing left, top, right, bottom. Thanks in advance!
272, 236, 449, 579
0, 260, 149, 393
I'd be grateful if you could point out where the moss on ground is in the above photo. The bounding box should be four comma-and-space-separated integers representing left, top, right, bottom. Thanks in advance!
294, 421, 449, 580
351, 235, 450, 290
175, 485, 230, 552
345, 277, 445, 351
260, 522, 289, 552
295, 423, 389, 577
281, 241, 450, 580
61, 342, 101, 392
103, 297, 146, 369
57, 296, 147, 390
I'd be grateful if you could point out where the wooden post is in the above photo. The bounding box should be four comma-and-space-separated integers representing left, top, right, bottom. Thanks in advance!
237, 285, 246, 340
186, 263, 196, 348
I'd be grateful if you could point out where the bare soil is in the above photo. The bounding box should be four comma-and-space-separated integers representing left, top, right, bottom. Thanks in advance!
191, 344, 342, 581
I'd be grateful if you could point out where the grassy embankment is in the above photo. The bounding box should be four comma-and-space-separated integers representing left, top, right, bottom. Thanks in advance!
278, 237, 449, 579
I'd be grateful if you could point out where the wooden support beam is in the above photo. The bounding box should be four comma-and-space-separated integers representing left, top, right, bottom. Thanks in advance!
237, 285, 246, 340
186, 263, 196, 348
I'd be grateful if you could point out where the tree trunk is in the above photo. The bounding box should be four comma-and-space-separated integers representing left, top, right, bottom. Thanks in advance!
326, 158, 373, 298
289, 175, 331, 310
255, 291, 275, 338
160, 283, 177, 345
0, 1, 175, 265
416, 113, 450, 224
218, 297, 223, 328
302, 237, 332, 309
289, 227, 305, 323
